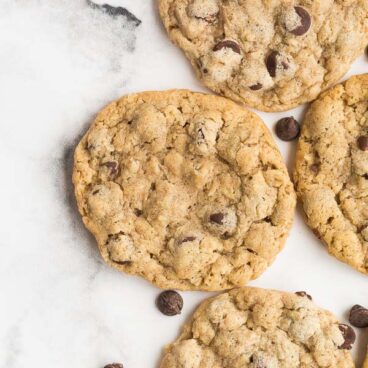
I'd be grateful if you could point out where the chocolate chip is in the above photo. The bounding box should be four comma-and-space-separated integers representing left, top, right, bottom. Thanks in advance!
266, 51, 279, 77
275, 117, 300, 141
213, 40, 241, 54
209, 212, 225, 225
349, 305, 368, 328
295, 291, 312, 300
357, 136, 368, 151
102, 161, 119, 175
338, 324, 356, 349
156, 290, 183, 316
310, 164, 320, 174
249, 83, 263, 91
104, 364, 124, 368
134, 208, 143, 217
181, 236, 196, 243
289, 7, 311, 36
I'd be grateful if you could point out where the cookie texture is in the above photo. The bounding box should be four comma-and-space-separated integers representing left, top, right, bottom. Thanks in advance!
73, 90, 295, 290
160, 287, 355, 368
158, 0, 368, 112
294, 74, 368, 275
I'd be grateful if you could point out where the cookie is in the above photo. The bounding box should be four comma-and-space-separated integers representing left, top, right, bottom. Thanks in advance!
160, 287, 355, 367
294, 74, 368, 275
364, 348, 368, 368
158, 0, 368, 112
73, 90, 295, 290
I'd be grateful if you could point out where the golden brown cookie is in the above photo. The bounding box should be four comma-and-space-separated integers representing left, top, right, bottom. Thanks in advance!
158, 0, 368, 112
160, 287, 355, 367
294, 74, 368, 275
73, 90, 295, 290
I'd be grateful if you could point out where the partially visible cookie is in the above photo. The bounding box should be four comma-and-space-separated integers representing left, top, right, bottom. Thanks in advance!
294, 74, 368, 275
158, 0, 368, 112
73, 90, 295, 291
160, 287, 355, 367
364, 348, 368, 368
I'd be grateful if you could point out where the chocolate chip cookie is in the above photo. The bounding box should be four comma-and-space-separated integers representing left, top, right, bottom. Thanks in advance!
158, 0, 368, 112
160, 287, 355, 367
294, 74, 368, 275
73, 90, 295, 290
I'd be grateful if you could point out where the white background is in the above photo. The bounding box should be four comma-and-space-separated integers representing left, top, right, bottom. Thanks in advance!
0, 0, 367, 367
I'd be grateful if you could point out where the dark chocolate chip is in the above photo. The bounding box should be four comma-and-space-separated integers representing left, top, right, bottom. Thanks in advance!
289, 7, 311, 36
209, 213, 225, 225
364, 174, 368, 180
156, 290, 183, 316
295, 291, 312, 300
249, 83, 263, 91
366, 45, 368, 58
104, 364, 124, 368
349, 305, 368, 328
181, 236, 196, 243
338, 324, 356, 350
87, 0, 141, 26
275, 117, 300, 141
134, 208, 143, 216
310, 164, 320, 174
357, 136, 368, 151
266, 51, 279, 77
102, 161, 119, 175
213, 40, 241, 54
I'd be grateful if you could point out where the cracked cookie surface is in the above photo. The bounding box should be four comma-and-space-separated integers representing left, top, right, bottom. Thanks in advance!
158, 0, 368, 112
160, 287, 354, 368
294, 74, 368, 275
73, 90, 295, 290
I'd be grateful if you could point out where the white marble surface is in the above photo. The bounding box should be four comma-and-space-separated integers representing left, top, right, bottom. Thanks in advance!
0, 1, 368, 367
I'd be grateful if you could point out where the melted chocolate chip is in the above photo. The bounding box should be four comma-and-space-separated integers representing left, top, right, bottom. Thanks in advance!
156, 290, 183, 316
289, 7, 311, 36
275, 117, 300, 141
295, 291, 312, 300
349, 305, 368, 328
102, 160, 119, 175
249, 83, 263, 91
104, 364, 124, 368
213, 40, 241, 54
357, 135, 368, 151
338, 324, 356, 350
266, 51, 279, 77
181, 236, 196, 243
209, 213, 225, 225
